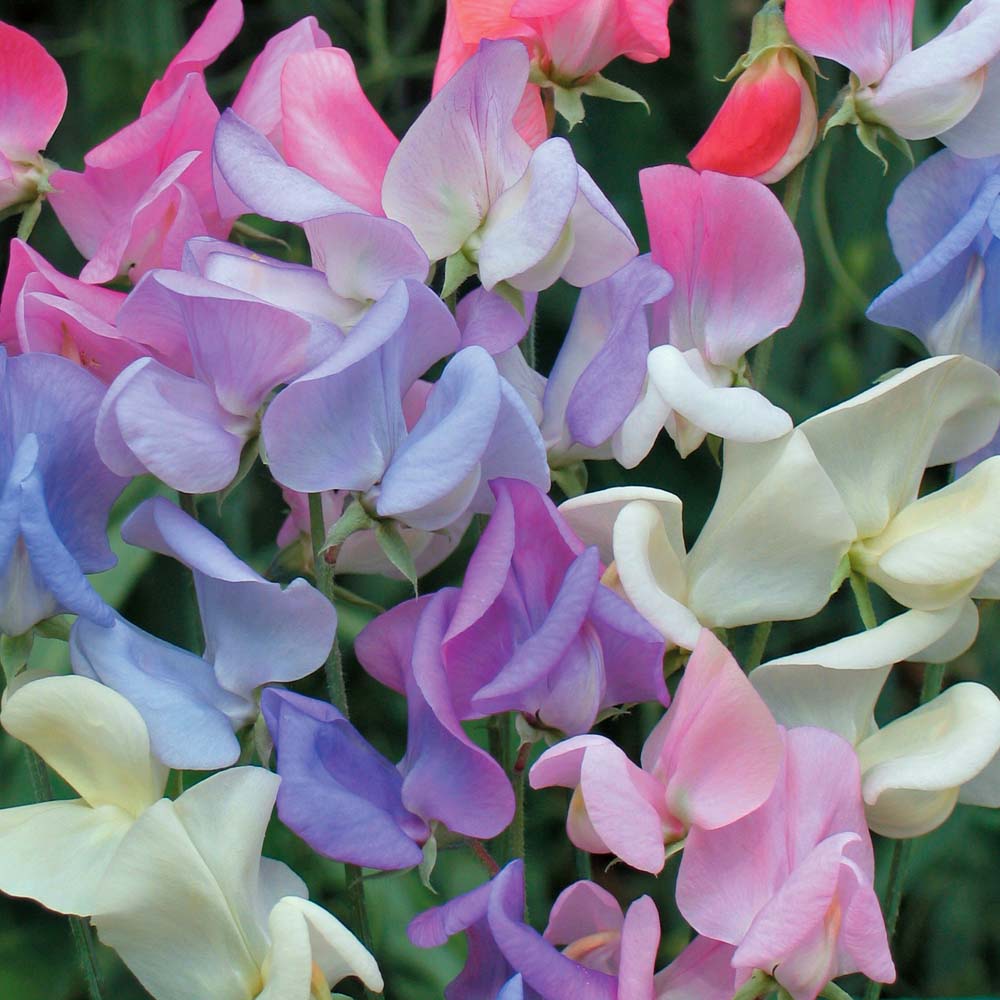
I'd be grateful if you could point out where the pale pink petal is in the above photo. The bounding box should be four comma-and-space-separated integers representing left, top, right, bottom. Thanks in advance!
544, 882, 624, 945
784, 0, 914, 86
616, 896, 659, 1000
281, 48, 398, 215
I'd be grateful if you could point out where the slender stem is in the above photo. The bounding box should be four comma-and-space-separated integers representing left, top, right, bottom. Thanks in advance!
509, 750, 527, 863
812, 140, 871, 315
745, 621, 772, 671
466, 838, 501, 876
849, 571, 878, 630
863, 662, 947, 1000
574, 846, 593, 882
781, 158, 807, 224
307, 497, 375, 990
308, 493, 349, 718
177, 492, 205, 652
24, 750, 106, 1000
751, 336, 775, 392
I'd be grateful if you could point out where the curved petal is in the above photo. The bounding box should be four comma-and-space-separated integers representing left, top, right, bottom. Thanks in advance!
544, 881, 624, 944
0, 21, 67, 158
1, 674, 166, 813
940, 55, 1000, 157
281, 47, 398, 215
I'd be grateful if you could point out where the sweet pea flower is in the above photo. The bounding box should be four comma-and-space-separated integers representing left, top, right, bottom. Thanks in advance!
798, 355, 1000, 610
867, 151, 1000, 470
676, 727, 895, 1000
612, 165, 802, 463
689, 2, 817, 184
531, 629, 781, 873
95, 268, 319, 494
382, 40, 637, 295
0, 349, 127, 637
751, 601, 1000, 838
786, 0, 1000, 154
48, 0, 243, 282
409, 860, 618, 1000
70, 497, 336, 770
434, 0, 672, 132
0, 21, 66, 212
92, 766, 383, 1000
264, 284, 549, 534
357, 589, 517, 842
0, 674, 167, 916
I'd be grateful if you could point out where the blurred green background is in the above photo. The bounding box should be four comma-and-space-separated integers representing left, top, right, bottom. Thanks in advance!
1, 0, 998, 997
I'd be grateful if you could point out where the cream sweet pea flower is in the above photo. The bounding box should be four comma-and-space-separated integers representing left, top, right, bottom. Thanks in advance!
752, 601, 1000, 838
0, 674, 167, 915
91, 766, 383, 1000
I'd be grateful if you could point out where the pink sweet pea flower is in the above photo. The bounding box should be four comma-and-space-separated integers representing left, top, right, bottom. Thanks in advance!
434, 0, 672, 133
48, 0, 243, 283
676, 727, 895, 1000
786, 0, 1000, 155
0, 20, 66, 212
689, 48, 817, 184
530, 629, 782, 873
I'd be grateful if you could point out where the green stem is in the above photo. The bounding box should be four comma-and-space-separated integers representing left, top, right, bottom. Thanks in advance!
510, 751, 527, 863
812, 140, 871, 315
574, 846, 593, 882
177, 491, 205, 652
781, 158, 807, 224
307, 497, 375, 992
863, 662, 946, 1000
751, 335, 775, 393
745, 621, 772, 671
309, 493, 349, 718
849, 571, 878, 630
24, 750, 106, 1000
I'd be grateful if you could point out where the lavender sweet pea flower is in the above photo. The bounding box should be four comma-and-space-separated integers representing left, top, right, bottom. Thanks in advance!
0, 350, 127, 636
96, 268, 320, 494
261, 688, 430, 871
408, 860, 617, 1000
70, 497, 336, 769
264, 282, 549, 533
381, 39, 637, 294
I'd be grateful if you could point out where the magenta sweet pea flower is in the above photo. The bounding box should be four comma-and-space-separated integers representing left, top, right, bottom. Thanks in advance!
530, 629, 781, 873
786, 0, 1000, 154
676, 727, 896, 1000
0, 20, 66, 212
382, 40, 637, 293
0, 349, 127, 636
48, 0, 243, 283
442, 478, 668, 734
95, 268, 317, 494
70, 498, 336, 770
409, 860, 617, 1000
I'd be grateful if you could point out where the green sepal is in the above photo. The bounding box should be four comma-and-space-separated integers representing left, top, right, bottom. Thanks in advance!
230, 219, 291, 251
418, 834, 438, 894
705, 434, 723, 468
830, 552, 852, 596
324, 500, 375, 551
550, 461, 588, 498
442, 251, 477, 299
374, 520, 419, 593
662, 836, 687, 864
33, 615, 73, 642
491, 280, 526, 317
553, 84, 587, 128
253, 712, 274, 768
216, 436, 260, 512
732, 969, 776, 1000
0, 632, 33, 679
818, 982, 854, 1000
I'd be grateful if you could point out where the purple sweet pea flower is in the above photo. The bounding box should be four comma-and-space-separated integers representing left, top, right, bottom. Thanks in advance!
868, 150, 1000, 471
0, 349, 127, 636
70, 497, 336, 769
409, 860, 617, 1000
357, 480, 667, 738
95, 268, 321, 494
264, 282, 549, 533
381, 39, 637, 293
261, 687, 430, 871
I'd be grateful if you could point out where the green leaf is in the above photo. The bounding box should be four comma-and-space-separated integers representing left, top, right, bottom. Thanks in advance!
0, 632, 34, 680
230, 219, 291, 251
216, 437, 260, 513
418, 835, 438, 894
580, 74, 649, 114
374, 520, 419, 593
32, 616, 73, 642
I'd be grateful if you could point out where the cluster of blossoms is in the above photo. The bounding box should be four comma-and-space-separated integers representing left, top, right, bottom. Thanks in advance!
2, 1, 1000, 999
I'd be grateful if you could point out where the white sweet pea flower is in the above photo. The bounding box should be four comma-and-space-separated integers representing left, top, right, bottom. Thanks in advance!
0, 674, 167, 915
752, 601, 1000, 838
91, 766, 383, 1000
799, 355, 1000, 610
